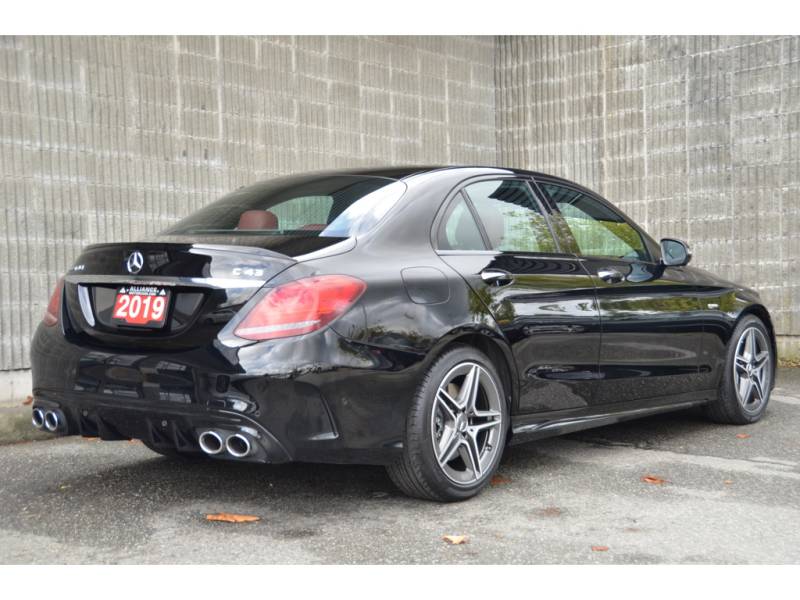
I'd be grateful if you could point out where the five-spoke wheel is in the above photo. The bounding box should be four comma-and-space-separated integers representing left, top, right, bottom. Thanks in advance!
387, 346, 508, 501
707, 315, 774, 425
431, 362, 503, 485
732, 325, 771, 413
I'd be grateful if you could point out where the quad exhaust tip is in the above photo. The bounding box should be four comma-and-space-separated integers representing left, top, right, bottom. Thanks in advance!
226, 433, 252, 458
32, 408, 45, 429
44, 410, 60, 432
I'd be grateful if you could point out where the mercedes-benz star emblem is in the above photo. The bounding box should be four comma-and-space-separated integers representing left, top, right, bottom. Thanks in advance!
126, 251, 144, 274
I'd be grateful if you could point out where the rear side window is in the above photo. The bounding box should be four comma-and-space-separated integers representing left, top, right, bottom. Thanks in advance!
439, 194, 486, 251
163, 175, 406, 238
541, 183, 650, 261
464, 180, 557, 253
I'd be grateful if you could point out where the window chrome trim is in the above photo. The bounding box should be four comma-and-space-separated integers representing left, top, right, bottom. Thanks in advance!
436, 249, 581, 260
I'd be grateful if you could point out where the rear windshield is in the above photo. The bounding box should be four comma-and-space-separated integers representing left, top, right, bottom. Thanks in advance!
162, 175, 406, 238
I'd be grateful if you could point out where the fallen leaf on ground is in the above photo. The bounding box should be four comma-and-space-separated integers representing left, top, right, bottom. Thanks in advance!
591, 545, 609, 552
442, 535, 468, 545
723, 479, 734, 485
206, 513, 261, 523
490, 474, 511, 486
536, 506, 563, 517
641, 475, 668, 485
735, 433, 751, 439
22, 395, 33, 406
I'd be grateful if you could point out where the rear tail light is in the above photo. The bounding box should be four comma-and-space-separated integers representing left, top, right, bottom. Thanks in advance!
43, 277, 64, 326
234, 275, 366, 341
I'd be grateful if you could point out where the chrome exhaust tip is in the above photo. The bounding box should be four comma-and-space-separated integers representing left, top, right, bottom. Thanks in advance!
198, 431, 224, 455
44, 411, 60, 432
32, 408, 45, 429
225, 433, 252, 458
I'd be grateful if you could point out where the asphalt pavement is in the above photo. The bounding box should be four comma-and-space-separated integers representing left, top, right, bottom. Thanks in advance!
1, 369, 799, 564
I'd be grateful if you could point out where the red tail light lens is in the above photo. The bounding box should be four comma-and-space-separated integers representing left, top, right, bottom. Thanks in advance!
234, 275, 366, 341
43, 277, 64, 327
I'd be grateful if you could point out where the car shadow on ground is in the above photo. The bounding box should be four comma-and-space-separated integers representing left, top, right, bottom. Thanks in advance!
53, 407, 715, 505
1, 406, 749, 552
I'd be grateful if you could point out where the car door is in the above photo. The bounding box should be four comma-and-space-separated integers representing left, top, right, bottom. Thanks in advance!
535, 178, 706, 404
435, 177, 602, 414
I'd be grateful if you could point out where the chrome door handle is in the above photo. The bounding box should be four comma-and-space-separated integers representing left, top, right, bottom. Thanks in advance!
598, 268, 624, 284
480, 269, 514, 286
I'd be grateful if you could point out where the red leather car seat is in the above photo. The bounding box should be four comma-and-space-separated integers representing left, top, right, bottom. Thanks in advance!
237, 210, 278, 230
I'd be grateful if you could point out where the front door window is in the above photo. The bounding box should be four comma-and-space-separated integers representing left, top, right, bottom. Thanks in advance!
540, 184, 649, 262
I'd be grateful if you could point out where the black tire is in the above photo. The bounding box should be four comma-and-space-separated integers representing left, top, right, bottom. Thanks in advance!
386, 345, 509, 502
706, 315, 774, 425
142, 440, 207, 460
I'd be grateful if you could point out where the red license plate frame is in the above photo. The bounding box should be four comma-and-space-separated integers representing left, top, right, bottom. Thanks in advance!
111, 286, 171, 328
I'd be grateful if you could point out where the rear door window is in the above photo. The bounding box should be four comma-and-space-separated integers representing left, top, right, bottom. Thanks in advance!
463, 180, 557, 254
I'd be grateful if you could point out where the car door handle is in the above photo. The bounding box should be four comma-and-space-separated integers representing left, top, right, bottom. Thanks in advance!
480, 269, 514, 286
597, 268, 625, 284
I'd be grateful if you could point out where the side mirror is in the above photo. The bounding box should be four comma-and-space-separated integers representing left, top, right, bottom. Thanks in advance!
660, 238, 692, 266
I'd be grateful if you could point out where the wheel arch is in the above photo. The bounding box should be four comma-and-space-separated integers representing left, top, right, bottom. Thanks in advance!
736, 303, 778, 388
426, 329, 519, 416
738, 304, 776, 352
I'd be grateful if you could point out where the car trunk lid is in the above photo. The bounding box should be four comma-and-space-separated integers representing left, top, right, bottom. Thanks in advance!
62, 242, 296, 350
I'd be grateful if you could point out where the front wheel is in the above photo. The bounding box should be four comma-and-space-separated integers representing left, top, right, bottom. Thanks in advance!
706, 315, 774, 425
387, 346, 508, 501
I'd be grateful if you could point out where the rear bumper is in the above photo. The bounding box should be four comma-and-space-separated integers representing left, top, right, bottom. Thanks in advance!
29, 322, 425, 465
31, 391, 293, 463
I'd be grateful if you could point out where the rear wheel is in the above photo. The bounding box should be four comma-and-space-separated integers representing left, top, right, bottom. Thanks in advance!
706, 315, 774, 424
387, 346, 508, 501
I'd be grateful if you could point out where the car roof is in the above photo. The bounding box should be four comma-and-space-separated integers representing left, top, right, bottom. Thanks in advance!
337, 165, 577, 186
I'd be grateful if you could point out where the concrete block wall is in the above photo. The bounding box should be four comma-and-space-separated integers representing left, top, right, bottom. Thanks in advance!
1, 34, 799, 379
0, 35, 497, 371
498, 35, 800, 356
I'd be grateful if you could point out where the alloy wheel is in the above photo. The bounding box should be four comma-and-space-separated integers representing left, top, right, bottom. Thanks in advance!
430, 362, 504, 485
732, 326, 771, 412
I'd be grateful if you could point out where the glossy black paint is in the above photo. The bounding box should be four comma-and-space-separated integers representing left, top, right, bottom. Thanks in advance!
29, 166, 777, 465
439, 251, 601, 413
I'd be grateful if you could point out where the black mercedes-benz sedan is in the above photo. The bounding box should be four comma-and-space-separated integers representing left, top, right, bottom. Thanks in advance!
30, 166, 776, 501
